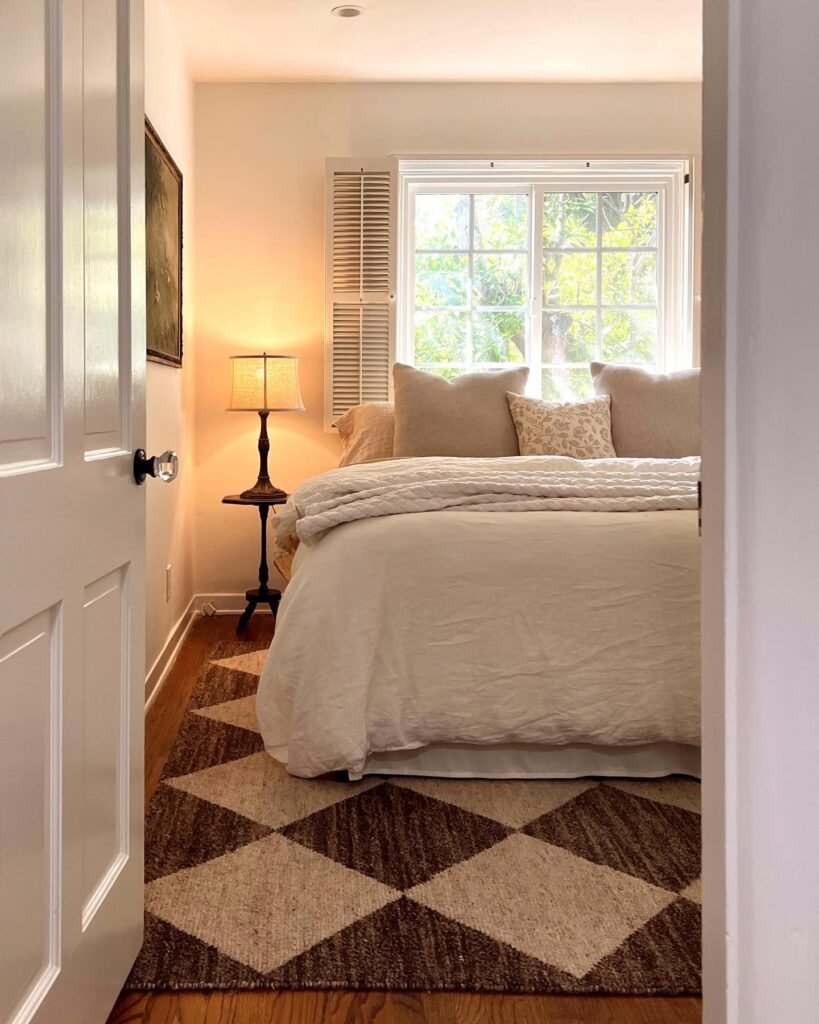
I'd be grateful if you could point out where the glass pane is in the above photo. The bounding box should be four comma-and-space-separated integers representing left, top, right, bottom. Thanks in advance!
601, 310, 658, 364
601, 192, 658, 248
541, 367, 595, 401
543, 192, 597, 249
415, 193, 470, 249
474, 311, 526, 364
473, 253, 527, 307
542, 310, 597, 364
416, 365, 465, 381
544, 253, 597, 306
474, 194, 529, 250
602, 252, 658, 305
414, 311, 468, 364
415, 254, 468, 307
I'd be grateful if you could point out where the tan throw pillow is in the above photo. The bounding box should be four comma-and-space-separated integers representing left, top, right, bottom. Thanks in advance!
334, 402, 395, 466
590, 362, 700, 458
393, 363, 530, 458
507, 392, 616, 459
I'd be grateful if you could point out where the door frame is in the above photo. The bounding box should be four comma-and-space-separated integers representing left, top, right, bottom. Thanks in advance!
701, 0, 729, 1018
701, 0, 819, 1020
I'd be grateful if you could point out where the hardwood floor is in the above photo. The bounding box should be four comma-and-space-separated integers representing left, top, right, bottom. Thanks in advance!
143, 615, 276, 807
109, 615, 702, 1024
109, 990, 701, 1024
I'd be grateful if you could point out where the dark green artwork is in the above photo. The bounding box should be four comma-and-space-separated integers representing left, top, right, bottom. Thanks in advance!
145, 119, 182, 366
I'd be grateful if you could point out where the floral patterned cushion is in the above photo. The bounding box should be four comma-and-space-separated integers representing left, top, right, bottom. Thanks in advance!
506, 392, 616, 459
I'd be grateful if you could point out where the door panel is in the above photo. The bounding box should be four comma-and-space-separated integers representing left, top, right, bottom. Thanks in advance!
81, 567, 129, 931
83, 0, 123, 453
0, 0, 51, 469
0, 609, 60, 1022
0, 1, 146, 1022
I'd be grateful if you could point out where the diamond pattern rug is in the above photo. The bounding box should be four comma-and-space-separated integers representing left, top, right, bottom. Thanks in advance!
126, 641, 701, 993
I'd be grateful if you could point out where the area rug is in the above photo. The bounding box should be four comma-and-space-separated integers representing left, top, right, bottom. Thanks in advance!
126, 640, 701, 994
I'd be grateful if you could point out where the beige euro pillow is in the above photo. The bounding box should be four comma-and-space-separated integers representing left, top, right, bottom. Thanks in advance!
590, 362, 701, 458
393, 363, 529, 458
507, 392, 616, 458
334, 402, 395, 466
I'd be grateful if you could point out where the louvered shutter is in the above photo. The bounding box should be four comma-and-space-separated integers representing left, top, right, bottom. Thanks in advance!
325, 159, 397, 429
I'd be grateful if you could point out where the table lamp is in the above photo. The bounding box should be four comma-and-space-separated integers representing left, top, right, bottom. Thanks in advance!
228, 353, 305, 500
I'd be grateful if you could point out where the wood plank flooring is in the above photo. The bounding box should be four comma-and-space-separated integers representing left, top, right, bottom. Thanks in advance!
109, 615, 702, 1024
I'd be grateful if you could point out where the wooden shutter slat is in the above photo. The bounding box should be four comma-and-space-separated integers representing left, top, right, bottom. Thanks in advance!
325, 160, 396, 427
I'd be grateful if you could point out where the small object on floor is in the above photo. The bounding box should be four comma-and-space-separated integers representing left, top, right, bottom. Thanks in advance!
126, 641, 703, 996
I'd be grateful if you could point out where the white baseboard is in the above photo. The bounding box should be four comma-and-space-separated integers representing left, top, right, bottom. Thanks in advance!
144, 597, 197, 712
192, 593, 276, 616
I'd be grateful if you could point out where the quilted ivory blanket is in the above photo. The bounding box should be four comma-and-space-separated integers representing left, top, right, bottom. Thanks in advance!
273, 454, 701, 552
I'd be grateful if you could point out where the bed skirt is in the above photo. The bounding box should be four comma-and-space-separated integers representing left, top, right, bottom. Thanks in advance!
347, 741, 701, 781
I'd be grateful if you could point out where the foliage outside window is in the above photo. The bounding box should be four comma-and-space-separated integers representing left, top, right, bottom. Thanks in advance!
400, 165, 691, 401
414, 193, 530, 381
542, 191, 659, 399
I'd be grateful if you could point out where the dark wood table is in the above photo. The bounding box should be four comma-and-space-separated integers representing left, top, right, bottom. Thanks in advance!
222, 493, 288, 635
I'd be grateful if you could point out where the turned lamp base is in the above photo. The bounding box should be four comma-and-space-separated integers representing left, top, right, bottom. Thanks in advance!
239, 480, 288, 501
241, 410, 288, 502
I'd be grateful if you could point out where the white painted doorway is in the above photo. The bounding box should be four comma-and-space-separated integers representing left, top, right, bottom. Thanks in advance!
701, 0, 819, 1020
0, 2, 146, 1023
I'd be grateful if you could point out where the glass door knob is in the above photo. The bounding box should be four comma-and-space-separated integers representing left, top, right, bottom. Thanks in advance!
134, 449, 179, 484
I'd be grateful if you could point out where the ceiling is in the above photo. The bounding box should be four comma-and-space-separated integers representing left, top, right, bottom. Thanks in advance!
166, 0, 702, 84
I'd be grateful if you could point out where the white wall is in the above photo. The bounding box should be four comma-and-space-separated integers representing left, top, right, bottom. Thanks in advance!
702, 0, 819, 1019
193, 82, 702, 599
144, 0, 195, 680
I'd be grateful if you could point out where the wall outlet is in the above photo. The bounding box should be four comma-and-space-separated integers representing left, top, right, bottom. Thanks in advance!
165, 564, 172, 603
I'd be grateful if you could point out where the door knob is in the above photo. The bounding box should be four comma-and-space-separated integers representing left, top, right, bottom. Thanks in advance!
134, 449, 179, 485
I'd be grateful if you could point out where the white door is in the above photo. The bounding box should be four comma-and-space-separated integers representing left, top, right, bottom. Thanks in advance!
0, 2, 146, 1022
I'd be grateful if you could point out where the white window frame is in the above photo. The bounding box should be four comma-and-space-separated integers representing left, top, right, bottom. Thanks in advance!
397, 159, 693, 395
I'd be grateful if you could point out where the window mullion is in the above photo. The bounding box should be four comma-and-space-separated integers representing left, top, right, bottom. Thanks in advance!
658, 188, 669, 371
467, 194, 475, 373
596, 192, 603, 362
531, 186, 544, 398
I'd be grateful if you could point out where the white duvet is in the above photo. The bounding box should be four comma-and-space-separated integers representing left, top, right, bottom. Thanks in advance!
257, 456, 701, 778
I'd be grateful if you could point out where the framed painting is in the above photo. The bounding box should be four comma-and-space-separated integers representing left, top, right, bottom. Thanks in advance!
145, 117, 183, 366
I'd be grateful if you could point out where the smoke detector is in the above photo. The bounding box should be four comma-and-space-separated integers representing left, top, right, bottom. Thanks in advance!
332, 5, 363, 16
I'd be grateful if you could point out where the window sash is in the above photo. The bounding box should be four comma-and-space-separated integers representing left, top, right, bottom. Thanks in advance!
411, 187, 532, 377
398, 160, 692, 396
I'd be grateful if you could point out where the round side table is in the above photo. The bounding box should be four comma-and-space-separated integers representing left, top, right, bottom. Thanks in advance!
222, 493, 288, 635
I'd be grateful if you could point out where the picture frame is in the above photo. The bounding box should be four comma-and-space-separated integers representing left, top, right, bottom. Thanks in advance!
145, 117, 183, 367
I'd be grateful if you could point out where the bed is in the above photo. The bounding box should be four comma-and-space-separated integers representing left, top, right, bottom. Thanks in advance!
255, 453, 701, 780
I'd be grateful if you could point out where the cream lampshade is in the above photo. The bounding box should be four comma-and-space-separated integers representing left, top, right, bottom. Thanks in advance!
228, 353, 305, 500
228, 353, 305, 413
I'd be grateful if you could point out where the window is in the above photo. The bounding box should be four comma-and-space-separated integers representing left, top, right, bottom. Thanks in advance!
542, 191, 659, 399
398, 161, 692, 400
413, 192, 530, 380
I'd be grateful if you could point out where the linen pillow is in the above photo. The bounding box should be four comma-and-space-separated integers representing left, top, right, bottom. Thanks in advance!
590, 362, 700, 458
334, 402, 395, 467
507, 392, 616, 459
393, 363, 529, 458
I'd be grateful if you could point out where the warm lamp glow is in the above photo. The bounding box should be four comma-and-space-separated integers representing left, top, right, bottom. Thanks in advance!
226, 353, 304, 501
228, 353, 305, 412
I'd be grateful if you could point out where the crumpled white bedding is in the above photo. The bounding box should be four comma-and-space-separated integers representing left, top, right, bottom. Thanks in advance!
257, 457, 701, 779
272, 455, 700, 552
